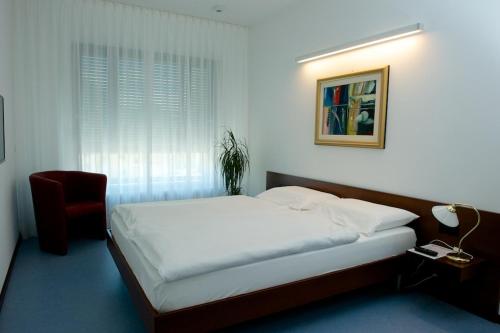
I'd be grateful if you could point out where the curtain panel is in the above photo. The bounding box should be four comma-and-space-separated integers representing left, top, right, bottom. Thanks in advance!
14, 0, 248, 237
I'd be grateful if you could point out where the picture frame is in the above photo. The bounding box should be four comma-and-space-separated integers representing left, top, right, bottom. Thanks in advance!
315, 66, 389, 149
0, 95, 4, 163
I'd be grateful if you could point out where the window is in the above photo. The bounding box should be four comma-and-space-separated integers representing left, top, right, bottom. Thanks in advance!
78, 45, 218, 203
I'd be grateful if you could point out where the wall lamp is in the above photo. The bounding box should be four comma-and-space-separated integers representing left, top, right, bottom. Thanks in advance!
296, 23, 423, 64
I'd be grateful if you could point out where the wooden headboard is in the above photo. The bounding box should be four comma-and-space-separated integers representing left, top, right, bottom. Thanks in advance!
266, 171, 500, 264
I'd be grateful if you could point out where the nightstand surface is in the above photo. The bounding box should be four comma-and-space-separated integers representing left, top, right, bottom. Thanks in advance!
406, 249, 486, 283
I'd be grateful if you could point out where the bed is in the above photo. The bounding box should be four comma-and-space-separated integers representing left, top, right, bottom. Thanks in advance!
107, 171, 500, 332
111, 209, 415, 312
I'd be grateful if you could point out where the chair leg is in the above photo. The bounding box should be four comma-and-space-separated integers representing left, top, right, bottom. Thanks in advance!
97, 213, 107, 240
81, 213, 106, 240
38, 232, 68, 256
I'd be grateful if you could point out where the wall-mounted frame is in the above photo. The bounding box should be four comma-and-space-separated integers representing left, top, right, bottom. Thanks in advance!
315, 66, 389, 149
0, 95, 4, 163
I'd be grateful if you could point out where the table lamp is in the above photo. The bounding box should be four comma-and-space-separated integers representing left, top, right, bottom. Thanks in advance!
431, 203, 480, 263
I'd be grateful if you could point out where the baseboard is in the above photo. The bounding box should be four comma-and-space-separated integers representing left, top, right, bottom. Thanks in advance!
0, 234, 22, 312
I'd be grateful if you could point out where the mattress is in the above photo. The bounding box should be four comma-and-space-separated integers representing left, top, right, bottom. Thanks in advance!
113, 195, 360, 282
111, 215, 416, 312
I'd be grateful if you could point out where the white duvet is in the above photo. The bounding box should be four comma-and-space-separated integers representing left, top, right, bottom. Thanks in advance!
112, 195, 359, 282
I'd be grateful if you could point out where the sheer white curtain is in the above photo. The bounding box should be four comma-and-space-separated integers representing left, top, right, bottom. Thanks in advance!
14, 0, 248, 237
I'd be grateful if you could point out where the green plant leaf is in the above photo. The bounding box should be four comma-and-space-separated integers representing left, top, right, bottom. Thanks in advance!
217, 129, 250, 195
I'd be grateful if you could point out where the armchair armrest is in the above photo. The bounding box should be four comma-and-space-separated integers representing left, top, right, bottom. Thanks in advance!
29, 175, 66, 214
29, 174, 67, 254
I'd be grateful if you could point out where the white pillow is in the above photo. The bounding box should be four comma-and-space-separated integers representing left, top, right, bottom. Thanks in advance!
256, 186, 339, 210
322, 198, 419, 236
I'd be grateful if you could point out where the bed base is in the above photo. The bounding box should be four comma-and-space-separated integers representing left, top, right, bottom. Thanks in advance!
107, 230, 404, 333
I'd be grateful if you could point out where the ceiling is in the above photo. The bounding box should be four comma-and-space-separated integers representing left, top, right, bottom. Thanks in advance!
110, 0, 300, 26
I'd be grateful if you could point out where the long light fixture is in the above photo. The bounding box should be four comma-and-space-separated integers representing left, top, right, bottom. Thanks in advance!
296, 23, 423, 64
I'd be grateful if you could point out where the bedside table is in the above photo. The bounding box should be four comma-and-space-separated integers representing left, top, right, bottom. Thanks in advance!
405, 249, 486, 284
403, 249, 500, 322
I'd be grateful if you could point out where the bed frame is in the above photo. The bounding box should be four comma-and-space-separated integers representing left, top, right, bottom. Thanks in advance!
107, 171, 500, 332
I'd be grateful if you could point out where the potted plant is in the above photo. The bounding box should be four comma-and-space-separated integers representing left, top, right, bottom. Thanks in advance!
218, 129, 249, 195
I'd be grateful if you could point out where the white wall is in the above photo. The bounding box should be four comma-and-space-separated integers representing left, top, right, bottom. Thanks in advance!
248, 0, 500, 212
0, 0, 19, 290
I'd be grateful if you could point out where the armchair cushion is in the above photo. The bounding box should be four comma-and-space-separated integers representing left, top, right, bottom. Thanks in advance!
65, 201, 105, 220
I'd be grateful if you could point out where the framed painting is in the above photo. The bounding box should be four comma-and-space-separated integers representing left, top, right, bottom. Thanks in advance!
315, 66, 389, 148
0, 95, 4, 163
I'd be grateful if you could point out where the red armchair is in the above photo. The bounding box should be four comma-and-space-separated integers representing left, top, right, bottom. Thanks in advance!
29, 171, 107, 255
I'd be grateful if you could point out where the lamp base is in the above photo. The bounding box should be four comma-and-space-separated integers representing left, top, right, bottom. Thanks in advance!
446, 251, 472, 263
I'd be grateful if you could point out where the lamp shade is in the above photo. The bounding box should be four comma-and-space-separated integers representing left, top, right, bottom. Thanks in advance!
432, 205, 459, 228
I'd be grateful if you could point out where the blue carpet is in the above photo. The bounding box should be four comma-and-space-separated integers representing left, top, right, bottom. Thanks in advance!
0, 238, 498, 333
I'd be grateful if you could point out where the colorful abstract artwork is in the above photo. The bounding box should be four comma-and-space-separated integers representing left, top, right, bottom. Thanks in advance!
315, 67, 389, 148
